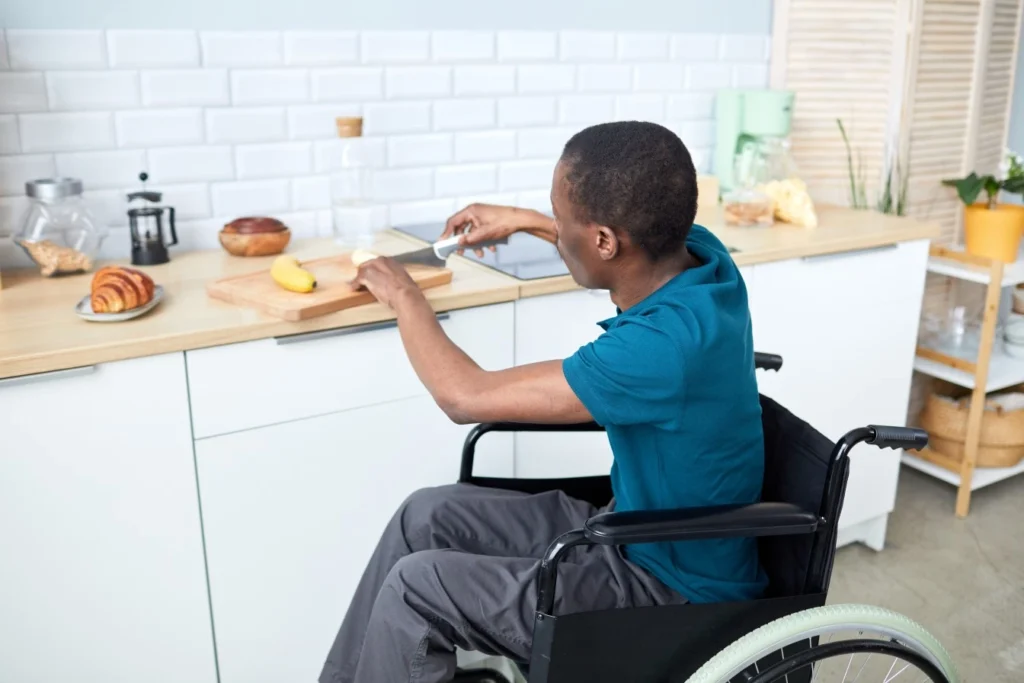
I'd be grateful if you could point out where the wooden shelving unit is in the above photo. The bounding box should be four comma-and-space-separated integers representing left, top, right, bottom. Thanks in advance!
909, 245, 1024, 517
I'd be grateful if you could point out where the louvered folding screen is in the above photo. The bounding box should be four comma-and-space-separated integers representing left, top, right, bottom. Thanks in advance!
771, 0, 908, 208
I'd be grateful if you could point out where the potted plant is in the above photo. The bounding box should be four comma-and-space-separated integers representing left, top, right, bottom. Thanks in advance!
942, 149, 1024, 263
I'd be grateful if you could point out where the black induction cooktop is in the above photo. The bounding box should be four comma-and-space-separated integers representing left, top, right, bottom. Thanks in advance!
392, 222, 740, 281
393, 222, 571, 280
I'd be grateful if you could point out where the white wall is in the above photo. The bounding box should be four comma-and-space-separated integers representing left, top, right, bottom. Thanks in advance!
0, 4, 774, 269
0, 0, 772, 33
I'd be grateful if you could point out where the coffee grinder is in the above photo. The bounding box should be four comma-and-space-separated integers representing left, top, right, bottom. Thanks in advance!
127, 172, 178, 266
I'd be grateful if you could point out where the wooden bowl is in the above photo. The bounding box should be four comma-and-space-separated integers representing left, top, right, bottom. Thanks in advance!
219, 217, 291, 257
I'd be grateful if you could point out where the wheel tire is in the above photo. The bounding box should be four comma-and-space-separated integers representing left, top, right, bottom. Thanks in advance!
683, 603, 960, 683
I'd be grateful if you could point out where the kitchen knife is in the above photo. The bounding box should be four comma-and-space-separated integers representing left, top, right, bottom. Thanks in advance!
392, 235, 509, 268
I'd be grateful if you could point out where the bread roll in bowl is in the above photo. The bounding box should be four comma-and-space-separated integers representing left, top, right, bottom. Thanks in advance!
219, 217, 291, 257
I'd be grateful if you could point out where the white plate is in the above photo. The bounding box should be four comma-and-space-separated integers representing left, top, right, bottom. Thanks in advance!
75, 285, 164, 322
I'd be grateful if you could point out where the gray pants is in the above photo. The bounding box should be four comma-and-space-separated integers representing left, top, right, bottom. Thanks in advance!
318, 483, 684, 683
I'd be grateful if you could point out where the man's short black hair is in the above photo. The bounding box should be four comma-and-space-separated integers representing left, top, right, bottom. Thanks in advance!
560, 121, 698, 260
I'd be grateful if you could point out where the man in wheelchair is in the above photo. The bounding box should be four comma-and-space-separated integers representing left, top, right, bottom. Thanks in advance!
320, 121, 767, 682
319, 121, 955, 683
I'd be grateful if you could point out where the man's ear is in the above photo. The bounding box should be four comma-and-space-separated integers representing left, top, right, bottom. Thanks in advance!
594, 224, 619, 261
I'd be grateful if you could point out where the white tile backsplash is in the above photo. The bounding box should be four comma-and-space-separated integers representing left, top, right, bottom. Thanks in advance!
55, 150, 146, 189
312, 68, 383, 102
387, 133, 453, 167
141, 69, 230, 107
361, 32, 430, 64
499, 97, 557, 127
497, 32, 557, 62
435, 163, 497, 196
578, 65, 632, 93
7, 30, 107, 70
616, 33, 670, 62
517, 65, 574, 94
20, 112, 115, 152
148, 146, 234, 183
558, 95, 614, 125
0, 155, 55, 195
385, 67, 452, 100
201, 32, 283, 67
559, 31, 616, 61
46, 71, 140, 110
291, 175, 331, 210
115, 109, 204, 147
0, 73, 48, 113
231, 70, 310, 105
211, 179, 290, 215
431, 32, 495, 63
235, 142, 313, 179
454, 66, 516, 96
0, 116, 19, 154
454, 130, 516, 163
432, 99, 496, 131
107, 31, 200, 68
0, 27, 765, 261
206, 107, 286, 143
284, 32, 359, 66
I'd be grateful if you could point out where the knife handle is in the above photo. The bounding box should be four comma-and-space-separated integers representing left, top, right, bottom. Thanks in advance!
434, 234, 510, 258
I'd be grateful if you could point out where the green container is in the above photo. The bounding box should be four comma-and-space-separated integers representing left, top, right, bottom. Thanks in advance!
714, 89, 795, 192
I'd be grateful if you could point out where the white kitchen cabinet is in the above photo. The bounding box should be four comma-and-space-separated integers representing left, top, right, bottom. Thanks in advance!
196, 394, 512, 683
187, 302, 515, 439
513, 289, 618, 478
747, 239, 930, 548
0, 354, 217, 683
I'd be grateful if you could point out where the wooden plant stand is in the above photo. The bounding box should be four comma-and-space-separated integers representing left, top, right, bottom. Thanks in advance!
907, 245, 1024, 517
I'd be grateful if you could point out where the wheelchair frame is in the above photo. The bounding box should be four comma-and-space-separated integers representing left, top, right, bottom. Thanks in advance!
454, 352, 932, 683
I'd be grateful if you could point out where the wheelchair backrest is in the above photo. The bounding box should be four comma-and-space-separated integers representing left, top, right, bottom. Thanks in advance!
757, 394, 844, 598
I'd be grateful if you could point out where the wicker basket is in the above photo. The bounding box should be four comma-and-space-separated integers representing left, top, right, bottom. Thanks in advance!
919, 387, 1024, 468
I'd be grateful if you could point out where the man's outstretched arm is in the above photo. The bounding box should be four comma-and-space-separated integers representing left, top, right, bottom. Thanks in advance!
352, 257, 592, 425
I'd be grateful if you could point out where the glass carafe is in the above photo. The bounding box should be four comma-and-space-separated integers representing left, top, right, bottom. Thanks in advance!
328, 117, 381, 250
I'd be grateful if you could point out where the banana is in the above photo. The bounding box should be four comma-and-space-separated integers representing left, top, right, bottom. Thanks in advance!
270, 255, 316, 293
351, 249, 379, 266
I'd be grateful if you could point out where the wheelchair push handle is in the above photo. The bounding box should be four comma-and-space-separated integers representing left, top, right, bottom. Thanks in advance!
754, 352, 783, 372
866, 425, 929, 451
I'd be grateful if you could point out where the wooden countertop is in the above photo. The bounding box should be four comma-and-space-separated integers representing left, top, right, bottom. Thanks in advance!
0, 206, 940, 380
518, 204, 943, 297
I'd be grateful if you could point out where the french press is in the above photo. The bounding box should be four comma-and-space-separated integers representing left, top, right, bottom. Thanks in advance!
127, 172, 178, 266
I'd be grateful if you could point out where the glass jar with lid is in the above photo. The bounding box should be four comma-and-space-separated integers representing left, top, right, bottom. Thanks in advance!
16, 178, 107, 276
328, 117, 384, 250
723, 135, 775, 227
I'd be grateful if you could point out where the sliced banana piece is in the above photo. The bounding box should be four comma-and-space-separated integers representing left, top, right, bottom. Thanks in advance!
351, 249, 379, 266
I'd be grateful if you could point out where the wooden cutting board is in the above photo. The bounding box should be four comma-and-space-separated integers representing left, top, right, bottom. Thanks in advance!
206, 254, 453, 321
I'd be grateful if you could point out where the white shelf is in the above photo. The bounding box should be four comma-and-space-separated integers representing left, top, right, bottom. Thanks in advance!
913, 347, 1024, 392
901, 452, 1024, 491
928, 251, 1024, 287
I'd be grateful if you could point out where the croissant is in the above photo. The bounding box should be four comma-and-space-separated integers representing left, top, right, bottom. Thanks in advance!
90, 266, 155, 313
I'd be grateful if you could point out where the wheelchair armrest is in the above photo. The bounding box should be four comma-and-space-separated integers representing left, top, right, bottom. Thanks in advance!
583, 502, 818, 545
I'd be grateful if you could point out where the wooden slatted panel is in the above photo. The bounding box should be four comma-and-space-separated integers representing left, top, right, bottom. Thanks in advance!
777, 0, 904, 207
973, 0, 1023, 175
903, 0, 983, 246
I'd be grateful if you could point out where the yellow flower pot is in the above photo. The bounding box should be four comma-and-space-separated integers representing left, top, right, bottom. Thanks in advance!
963, 203, 1024, 263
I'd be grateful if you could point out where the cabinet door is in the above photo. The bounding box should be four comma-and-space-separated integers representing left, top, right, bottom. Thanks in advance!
747, 240, 929, 529
0, 354, 217, 683
513, 289, 618, 478
196, 395, 511, 683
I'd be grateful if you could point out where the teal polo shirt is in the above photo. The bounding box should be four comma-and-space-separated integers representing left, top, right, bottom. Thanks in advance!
562, 224, 768, 604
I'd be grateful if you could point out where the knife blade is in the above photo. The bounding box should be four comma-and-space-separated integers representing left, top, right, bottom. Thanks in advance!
392, 235, 510, 267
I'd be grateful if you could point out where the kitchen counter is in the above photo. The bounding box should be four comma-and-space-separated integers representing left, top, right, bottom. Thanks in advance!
0, 205, 940, 380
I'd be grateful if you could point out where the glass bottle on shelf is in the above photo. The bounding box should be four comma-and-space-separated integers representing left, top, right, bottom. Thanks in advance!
328, 117, 379, 250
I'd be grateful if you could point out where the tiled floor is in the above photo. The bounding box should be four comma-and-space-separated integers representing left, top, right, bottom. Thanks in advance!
830, 466, 1024, 682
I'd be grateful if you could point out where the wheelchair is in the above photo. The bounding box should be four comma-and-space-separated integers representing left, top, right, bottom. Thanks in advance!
453, 353, 959, 683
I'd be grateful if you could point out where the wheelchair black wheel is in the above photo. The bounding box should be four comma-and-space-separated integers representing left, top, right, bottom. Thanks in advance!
684, 604, 959, 683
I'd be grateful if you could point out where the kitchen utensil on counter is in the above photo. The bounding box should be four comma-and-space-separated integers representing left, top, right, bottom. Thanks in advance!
127, 172, 177, 266
207, 254, 452, 321
392, 235, 510, 267
16, 177, 107, 276
219, 216, 291, 257
714, 89, 795, 192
